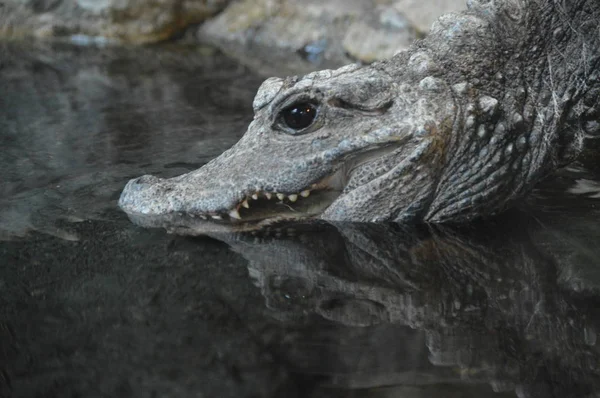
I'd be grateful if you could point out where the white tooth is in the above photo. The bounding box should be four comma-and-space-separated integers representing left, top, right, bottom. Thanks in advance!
242, 200, 250, 208
229, 209, 242, 220
251, 193, 259, 200
288, 194, 298, 202
265, 192, 272, 200
300, 190, 311, 197
276, 193, 285, 201
211, 215, 222, 220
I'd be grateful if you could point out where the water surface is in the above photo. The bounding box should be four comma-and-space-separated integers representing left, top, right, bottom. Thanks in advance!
1, 42, 600, 398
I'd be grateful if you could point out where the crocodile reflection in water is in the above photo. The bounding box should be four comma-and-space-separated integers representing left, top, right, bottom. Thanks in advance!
207, 216, 600, 398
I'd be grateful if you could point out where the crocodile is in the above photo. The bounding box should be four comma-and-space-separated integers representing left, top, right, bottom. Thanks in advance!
119, 0, 600, 229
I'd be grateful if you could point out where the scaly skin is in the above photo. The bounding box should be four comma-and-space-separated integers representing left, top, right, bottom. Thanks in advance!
119, 0, 600, 229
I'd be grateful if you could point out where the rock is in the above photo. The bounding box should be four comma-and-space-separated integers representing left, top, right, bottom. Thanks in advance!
0, 0, 230, 44
390, 0, 467, 33
0, 0, 466, 70
198, 0, 466, 76
342, 6, 417, 63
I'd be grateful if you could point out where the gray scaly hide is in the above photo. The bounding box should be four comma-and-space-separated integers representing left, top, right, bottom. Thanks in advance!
119, 0, 600, 228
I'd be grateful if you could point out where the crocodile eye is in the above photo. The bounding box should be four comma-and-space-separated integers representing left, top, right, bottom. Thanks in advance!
281, 102, 318, 131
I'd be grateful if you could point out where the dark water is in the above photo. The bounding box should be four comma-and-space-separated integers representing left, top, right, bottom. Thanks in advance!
2, 42, 600, 398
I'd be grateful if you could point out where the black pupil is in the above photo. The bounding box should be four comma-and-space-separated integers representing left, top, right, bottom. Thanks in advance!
282, 103, 317, 130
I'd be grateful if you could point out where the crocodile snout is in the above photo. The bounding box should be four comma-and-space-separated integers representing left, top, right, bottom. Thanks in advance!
119, 175, 175, 215
119, 170, 245, 220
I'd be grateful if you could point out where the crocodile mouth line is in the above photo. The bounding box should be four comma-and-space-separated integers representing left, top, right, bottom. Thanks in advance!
191, 170, 346, 223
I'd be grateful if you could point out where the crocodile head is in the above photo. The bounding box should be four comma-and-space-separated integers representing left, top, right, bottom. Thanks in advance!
119, 61, 453, 229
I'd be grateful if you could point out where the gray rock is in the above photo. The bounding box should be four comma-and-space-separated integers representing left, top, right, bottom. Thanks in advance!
198, 0, 465, 76
391, 0, 469, 32
0, 0, 229, 44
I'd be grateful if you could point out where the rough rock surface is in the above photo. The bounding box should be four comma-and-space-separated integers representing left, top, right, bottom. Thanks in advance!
0, 0, 466, 68
198, 0, 467, 75
0, 0, 229, 44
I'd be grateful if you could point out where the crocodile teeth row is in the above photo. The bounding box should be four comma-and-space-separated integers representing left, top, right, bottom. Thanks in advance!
234, 189, 313, 215
189, 189, 313, 221
246, 190, 311, 203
